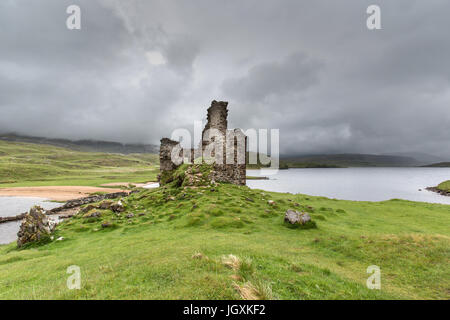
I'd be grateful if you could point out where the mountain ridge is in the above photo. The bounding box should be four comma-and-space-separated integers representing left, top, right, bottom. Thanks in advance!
280, 153, 423, 167
0, 133, 159, 155
2, 134, 448, 167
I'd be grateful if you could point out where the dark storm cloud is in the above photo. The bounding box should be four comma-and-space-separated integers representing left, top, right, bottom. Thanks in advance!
222, 53, 323, 102
0, 0, 449, 158
0, 0, 197, 143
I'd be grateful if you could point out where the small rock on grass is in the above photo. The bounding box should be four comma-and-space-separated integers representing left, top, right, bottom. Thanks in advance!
192, 252, 209, 260
85, 211, 102, 218
101, 222, 112, 228
110, 201, 125, 213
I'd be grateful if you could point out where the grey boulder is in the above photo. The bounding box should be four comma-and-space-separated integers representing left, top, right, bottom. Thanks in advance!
284, 209, 311, 225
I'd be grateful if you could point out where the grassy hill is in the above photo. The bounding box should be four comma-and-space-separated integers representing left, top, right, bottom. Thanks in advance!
247, 152, 433, 169
0, 140, 159, 187
437, 181, 450, 192
0, 133, 159, 154
422, 162, 450, 167
280, 154, 421, 167
0, 165, 449, 299
278, 161, 343, 169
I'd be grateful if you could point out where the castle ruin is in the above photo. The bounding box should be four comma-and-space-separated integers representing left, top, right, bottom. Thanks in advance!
159, 100, 247, 185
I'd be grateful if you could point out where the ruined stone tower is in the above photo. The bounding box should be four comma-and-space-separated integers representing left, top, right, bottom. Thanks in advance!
201, 101, 228, 161
159, 100, 247, 186
204, 101, 228, 133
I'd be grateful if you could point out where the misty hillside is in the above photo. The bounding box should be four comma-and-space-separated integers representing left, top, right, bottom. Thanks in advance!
386, 152, 446, 165
421, 162, 450, 167
281, 153, 424, 167
2, 134, 446, 167
0, 134, 159, 155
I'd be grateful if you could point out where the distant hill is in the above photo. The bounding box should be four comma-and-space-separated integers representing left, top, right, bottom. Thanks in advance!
421, 162, 450, 167
0, 134, 159, 154
280, 153, 422, 167
2, 134, 445, 167
248, 152, 428, 168
0, 139, 159, 186
246, 152, 343, 169
386, 152, 446, 165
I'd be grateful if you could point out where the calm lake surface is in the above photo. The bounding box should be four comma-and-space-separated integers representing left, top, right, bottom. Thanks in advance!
247, 168, 450, 205
0, 197, 60, 245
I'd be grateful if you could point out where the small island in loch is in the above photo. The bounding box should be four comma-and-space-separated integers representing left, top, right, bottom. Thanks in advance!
426, 180, 450, 197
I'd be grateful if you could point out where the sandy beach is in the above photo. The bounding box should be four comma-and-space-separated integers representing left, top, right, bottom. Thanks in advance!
0, 186, 127, 201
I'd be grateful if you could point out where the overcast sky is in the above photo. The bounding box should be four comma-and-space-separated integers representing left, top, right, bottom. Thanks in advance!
1, 0, 449, 157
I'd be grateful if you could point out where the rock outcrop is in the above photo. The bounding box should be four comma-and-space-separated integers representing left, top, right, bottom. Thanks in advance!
48, 192, 129, 214
17, 206, 57, 247
426, 186, 450, 197
0, 212, 26, 224
0, 192, 131, 225
80, 199, 125, 216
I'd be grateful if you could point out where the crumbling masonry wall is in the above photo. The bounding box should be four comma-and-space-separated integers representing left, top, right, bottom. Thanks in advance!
159, 100, 247, 186
159, 138, 182, 172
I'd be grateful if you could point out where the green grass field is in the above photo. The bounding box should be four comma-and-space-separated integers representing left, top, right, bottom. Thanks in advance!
0, 180, 449, 299
0, 140, 159, 187
437, 180, 450, 192
0, 142, 449, 300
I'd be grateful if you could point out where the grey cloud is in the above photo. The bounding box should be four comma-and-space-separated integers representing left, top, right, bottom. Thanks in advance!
222, 53, 323, 102
0, 0, 196, 144
0, 0, 449, 158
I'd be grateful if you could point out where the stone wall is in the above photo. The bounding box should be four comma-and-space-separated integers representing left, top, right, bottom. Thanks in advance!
210, 128, 247, 185
159, 100, 246, 186
159, 138, 182, 172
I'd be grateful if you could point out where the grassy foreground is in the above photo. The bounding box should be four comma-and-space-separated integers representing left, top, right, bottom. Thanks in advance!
0, 140, 159, 187
0, 179, 449, 299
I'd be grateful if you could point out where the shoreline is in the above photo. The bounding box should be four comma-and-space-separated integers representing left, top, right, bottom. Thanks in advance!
0, 191, 130, 225
426, 186, 450, 197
